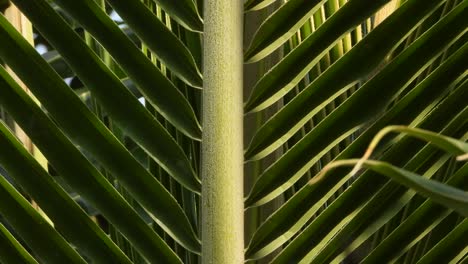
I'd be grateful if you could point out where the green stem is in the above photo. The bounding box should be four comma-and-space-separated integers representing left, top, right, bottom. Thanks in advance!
202, 0, 244, 263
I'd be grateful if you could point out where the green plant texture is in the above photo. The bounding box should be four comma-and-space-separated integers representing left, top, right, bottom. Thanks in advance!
0, 0, 466, 263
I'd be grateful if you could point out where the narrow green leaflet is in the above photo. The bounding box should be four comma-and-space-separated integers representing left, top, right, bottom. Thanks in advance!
245, 64, 468, 258
0, 66, 184, 263
76, 78, 142, 103
0, 223, 39, 264
302, 150, 466, 263
362, 159, 468, 216
417, 218, 468, 264
245, 0, 453, 160
31, 0, 202, 140
352, 125, 468, 174
244, 0, 445, 114
106, 0, 202, 87
0, 16, 201, 253
0, 174, 86, 264
362, 163, 468, 263
328, 161, 454, 264
245, 6, 468, 207
184, 24, 203, 66
244, 0, 327, 62
245, 0, 393, 63
0, 121, 132, 263
7, 0, 201, 192
244, 0, 277, 12
150, 0, 203, 32
271, 105, 468, 264
392, 126, 468, 155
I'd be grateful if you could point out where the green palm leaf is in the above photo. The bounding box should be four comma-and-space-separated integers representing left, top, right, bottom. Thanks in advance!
0, 222, 39, 264
244, 0, 391, 63
0, 2, 201, 192
150, 0, 203, 32
0, 0, 465, 262
246, 5, 468, 206
270, 105, 467, 263
246, 62, 467, 259
19, 0, 202, 140
362, 163, 468, 263
0, 65, 189, 262
106, 0, 202, 87
244, 0, 445, 114
0, 172, 87, 263
417, 218, 468, 264
0, 13, 201, 254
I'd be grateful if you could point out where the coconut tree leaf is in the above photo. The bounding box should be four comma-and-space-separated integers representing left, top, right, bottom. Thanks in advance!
245, 6, 468, 207
350, 125, 468, 175
1, 1, 201, 193
0, 16, 201, 253
361, 162, 468, 263
244, 0, 445, 114
245, 74, 468, 259
244, 0, 456, 161
297, 155, 453, 264
76, 78, 141, 102
106, 0, 202, 88
0, 173, 86, 264
0, 121, 133, 263
270, 103, 468, 263
0, 222, 39, 264
301, 150, 467, 263
0, 0, 466, 262
244, 0, 392, 63
416, 218, 468, 264
244, 0, 326, 62
0, 67, 185, 262
150, 0, 203, 32
329, 159, 467, 264
19, 0, 202, 140
385, 126, 468, 155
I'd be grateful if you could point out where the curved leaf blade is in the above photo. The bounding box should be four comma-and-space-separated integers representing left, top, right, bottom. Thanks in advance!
362, 163, 468, 263
417, 219, 468, 264
244, 0, 327, 62
383, 126, 468, 154
245, 0, 450, 160
352, 125, 468, 174
49, 0, 202, 139
106, 0, 202, 88
357, 160, 468, 217
0, 223, 39, 264
245, 7, 468, 207
150, 0, 203, 32
0, 67, 181, 263
0, 172, 86, 264
0, 14, 201, 253
271, 105, 468, 264
303, 147, 466, 264
244, 0, 444, 114
328, 159, 464, 264
9, 0, 201, 192
246, 75, 468, 259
